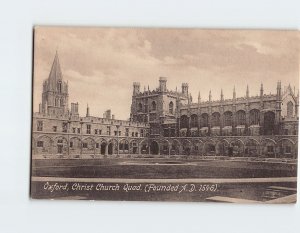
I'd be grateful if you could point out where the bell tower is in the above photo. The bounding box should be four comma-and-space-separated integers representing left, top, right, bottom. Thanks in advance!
41, 51, 69, 116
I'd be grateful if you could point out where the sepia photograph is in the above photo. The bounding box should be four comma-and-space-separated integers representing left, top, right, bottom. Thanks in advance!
31, 27, 299, 203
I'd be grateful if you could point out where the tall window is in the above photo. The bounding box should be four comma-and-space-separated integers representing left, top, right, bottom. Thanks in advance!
62, 122, 68, 133
138, 103, 143, 112
236, 110, 246, 125
151, 101, 156, 111
169, 101, 174, 114
86, 124, 91, 134
200, 113, 209, 127
250, 109, 260, 125
60, 98, 64, 107
211, 112, 220, 127
224, 111, 233, 126
125, 128, 129, 136
287, 101, 293, 117
57, 81, 62, 93
180, 115, 189, 129
107, 126, 111, 135
190, 114, 198, 128
37, 121, 43, 131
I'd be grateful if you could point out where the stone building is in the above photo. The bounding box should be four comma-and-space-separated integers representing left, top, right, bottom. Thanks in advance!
32, 52, 299, 159
130, 77, 299, 158
32, 53, 149, 158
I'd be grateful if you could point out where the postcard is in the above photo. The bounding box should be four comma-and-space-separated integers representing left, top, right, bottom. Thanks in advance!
31, 27, 299, 203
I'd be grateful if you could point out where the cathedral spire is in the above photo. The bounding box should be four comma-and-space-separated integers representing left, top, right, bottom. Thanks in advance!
246, 85, 249, 98
48, 51, 63, 91
198, 91, 201, 103
209, 90, 212, 102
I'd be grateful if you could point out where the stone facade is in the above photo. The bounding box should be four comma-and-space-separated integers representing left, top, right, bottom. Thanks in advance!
32, 53, 299, 159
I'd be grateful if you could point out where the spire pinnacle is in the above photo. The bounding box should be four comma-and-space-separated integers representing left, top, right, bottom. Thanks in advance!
209, 90, 212, 102
221, 89, 224, 101
233, 86, 236, 99
86, 103, 90, 117
260, 83, 264, 97
246, 85, 249, 98
48, 51, 63, 91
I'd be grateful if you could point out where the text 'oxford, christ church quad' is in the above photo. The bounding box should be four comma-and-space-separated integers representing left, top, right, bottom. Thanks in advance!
32, 52, 299, 159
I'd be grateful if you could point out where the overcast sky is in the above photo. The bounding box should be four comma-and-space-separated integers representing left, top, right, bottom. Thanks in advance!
33, 27, 299, 120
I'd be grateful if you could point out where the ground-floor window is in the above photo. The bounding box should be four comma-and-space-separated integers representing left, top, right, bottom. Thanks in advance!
285, 146, 291, 154
82, 143, 88, 148
37, 141, 43, 147
69, 142, 73, 148
267, 146, 274, 153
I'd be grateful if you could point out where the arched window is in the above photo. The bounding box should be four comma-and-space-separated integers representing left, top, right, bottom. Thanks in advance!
250, 109, 260, 125
224, 111, 233, 126
287, 101, 293, 117
57, 81, 62, 93
169, 101, 174, 114
211, 112, 221, 127
236, 110, 246, 125
138, 103, 143, 112
190, 114, 198, 128
151, 101, 156, 111
60, 98, 64, 107
264, 111, 275, 135
180, 115, 189, 129
200, 113, 209, 127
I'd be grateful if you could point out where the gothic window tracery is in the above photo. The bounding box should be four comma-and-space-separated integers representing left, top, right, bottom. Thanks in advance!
287, 101, 294, 117
224, 111, 233, 126
236, 110, 246, 125
211, 112, 221, 127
